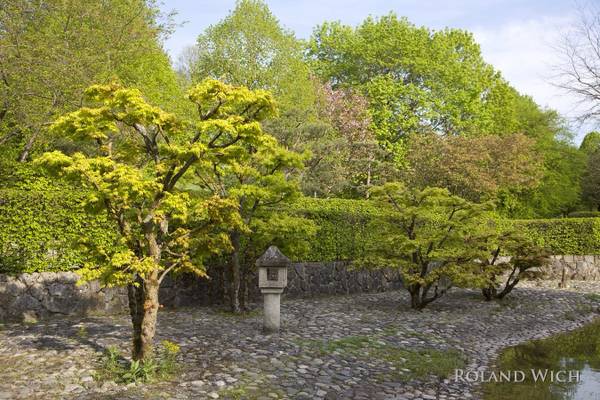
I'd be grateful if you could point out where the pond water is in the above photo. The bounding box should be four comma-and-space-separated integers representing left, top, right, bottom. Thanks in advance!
483, 319, 600, 400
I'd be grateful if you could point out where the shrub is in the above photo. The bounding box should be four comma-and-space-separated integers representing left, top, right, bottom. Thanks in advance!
0, 162, 119, 274
287, 199, 600, 261
95, 340, 181, 384
285, 197, 397, 261
506, 218, 600, 255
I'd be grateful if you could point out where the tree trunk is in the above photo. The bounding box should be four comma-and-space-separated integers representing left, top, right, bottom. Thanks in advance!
18, 130, 39, 162
127, 271, 160, 361
229, 231, 242, 314
127, 224, 162, 361
482, 286, 497, 301
240, 262, 249, 311
408, 285, 424, 310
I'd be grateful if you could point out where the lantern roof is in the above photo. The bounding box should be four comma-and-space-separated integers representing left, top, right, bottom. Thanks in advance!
256, 245, 291, 268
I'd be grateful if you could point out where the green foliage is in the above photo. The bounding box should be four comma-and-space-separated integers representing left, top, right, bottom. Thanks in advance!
403, 132, 542, 202
285, 197, 396, 261
0, 162, 118, 274
0, 0, 186, 161
580, 131, 600, 154
361, 183, 496, 308
193, 0, 313, 107
96, 340, 180, 384
581, 148, 600, 211
505, 218, 600, 255
478, 230, 550, 300
507, 140, 586, 218
308, 14, 519, 159
287, 198, 600, 262
36, 79, 274, 287
35, 78, 280, 360
299, 334, 465, 380
189, 0, 317, 147
567, 211, 600, 218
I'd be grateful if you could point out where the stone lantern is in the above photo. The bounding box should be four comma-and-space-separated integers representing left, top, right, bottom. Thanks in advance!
256, 245, 290, 333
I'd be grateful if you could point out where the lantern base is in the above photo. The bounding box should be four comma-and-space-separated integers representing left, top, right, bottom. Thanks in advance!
261, 288, 284, 333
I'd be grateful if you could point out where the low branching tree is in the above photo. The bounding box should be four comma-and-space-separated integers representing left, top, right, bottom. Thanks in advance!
194, 127, 315, 312
480, 231, 550, 301
363, 183, 496, 310
35, 78, 277, 360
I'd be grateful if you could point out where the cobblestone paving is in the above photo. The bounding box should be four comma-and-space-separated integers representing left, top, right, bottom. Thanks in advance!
0, 285, 599, 400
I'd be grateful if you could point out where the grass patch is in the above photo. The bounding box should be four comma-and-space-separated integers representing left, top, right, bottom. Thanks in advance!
94, 340, 181, 384
216, 309, 262, 318
218, 373, 285, 400
76, 325, 88, 338
299, 334, 465, 380
564, 311, 578, 321
585, 293, 600, 302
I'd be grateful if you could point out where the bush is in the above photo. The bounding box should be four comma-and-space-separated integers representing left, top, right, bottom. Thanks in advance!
289, 198, 600, 259
506, 218, 600, 255
0, 162, 118, 274
286, 197, 396, 261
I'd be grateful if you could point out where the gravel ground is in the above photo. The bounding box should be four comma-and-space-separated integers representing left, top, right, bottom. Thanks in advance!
0, 283, 598, 400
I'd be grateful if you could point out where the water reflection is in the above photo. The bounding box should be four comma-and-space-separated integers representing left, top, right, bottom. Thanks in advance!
483, 319, 600, 400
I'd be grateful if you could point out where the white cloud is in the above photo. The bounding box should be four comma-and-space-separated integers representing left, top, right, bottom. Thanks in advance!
472, 15, 596, 141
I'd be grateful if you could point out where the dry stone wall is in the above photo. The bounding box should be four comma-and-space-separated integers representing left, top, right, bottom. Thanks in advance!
0, 262, 401, 322
543, 255, 600, 281
0, 256, 597, 322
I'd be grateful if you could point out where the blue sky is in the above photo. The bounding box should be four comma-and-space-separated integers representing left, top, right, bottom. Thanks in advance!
159, 0, 592, 141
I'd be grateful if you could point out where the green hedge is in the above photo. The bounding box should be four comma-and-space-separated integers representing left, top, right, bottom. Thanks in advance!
567, 211, 600, 218
2, 185, 598, 275
0, 163, 118, 274
286, 197, 395, 261
508, 218, 600, 255
288, 198, 600, 259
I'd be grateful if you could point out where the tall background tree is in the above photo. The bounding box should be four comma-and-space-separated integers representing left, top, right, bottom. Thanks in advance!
308, 14, 521, 159
0, 0, 186, 162
185, 0, 316, 148
308, 13, 587, 217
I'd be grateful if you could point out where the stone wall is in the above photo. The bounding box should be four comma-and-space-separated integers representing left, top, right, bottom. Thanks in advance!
286, 262, 401, 297
0, 262, 401, 322
0, 272, 128, 323
541, 255, 600, 281
1, 256, 596, 323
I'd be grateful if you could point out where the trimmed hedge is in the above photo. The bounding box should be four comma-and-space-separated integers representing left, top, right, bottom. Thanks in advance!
2, 188, 599, 274
567, 211, 600, 218
286, 197, 396, 262
288, 198, 600, 259
0, 163, 118, 274
508, 218, 600, 255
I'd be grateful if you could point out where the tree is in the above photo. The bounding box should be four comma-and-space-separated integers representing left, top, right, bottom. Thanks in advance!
194, 120, 315, 313
0, 0, 185, 161
188, 0, 316, 147
582, 149, 600, 211
35, 79, 277, 360
308, 14, 520, 160
402, 132, 542, 202
363, 183, 495, 310
479, 231, 549, 301
503, 138, 586, 218
554, 2, 600, 123
580, 131, 600, 154
300, 82, 395, 198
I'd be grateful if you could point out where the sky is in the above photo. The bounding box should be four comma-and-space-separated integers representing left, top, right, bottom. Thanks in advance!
159, 0, 594, 142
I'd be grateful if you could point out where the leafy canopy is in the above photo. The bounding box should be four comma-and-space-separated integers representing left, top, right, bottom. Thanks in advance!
362, 183, 496, 308
308, 14, 519, 159
35, 79, 278, 286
